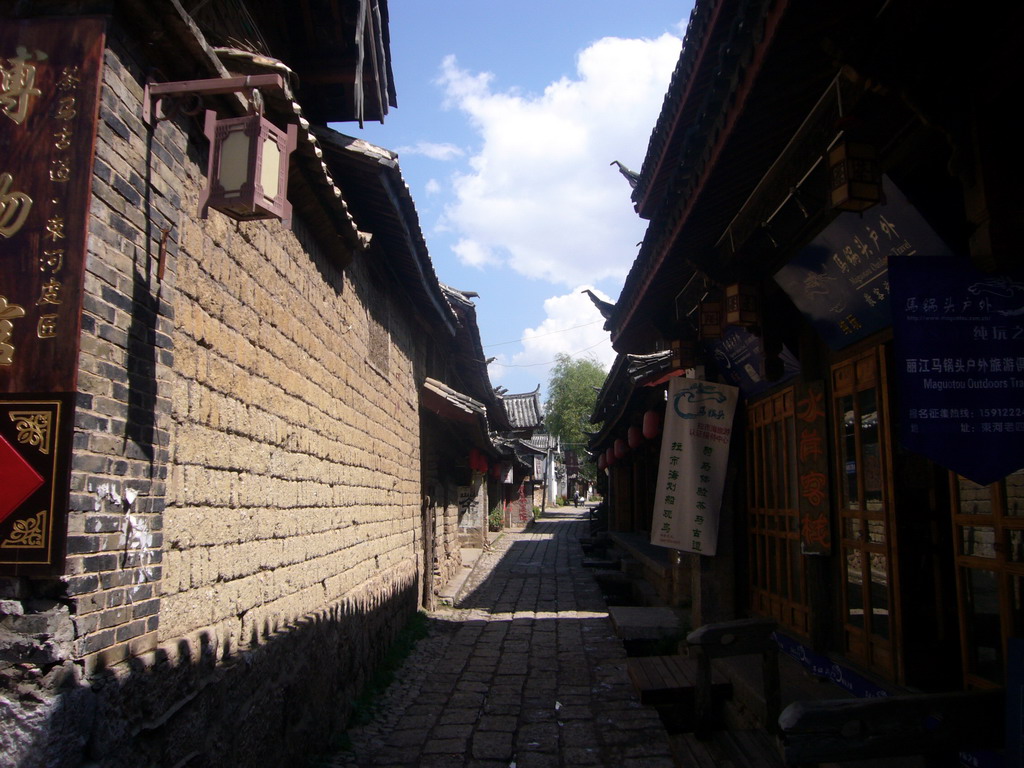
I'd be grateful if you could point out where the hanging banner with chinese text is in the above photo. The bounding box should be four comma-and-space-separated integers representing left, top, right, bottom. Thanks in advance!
650, 378, 738, 555
774, 177, 953, 350
795, 381, 831, 554
0, 18, 106, 573
890, 254, 1024, 485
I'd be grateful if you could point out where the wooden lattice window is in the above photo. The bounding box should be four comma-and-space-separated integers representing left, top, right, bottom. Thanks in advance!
952, 469, 1024, 688
746, 386, 810, 636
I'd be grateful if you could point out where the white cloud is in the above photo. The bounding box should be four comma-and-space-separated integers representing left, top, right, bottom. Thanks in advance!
452, 238, 500, 269
438, 34, 681, 286
425, 178, 441, 195
396, 141, 465, 161
487, 285, 617, 390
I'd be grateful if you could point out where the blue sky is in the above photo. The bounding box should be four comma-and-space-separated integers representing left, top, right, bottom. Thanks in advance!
337, 2, 693, 399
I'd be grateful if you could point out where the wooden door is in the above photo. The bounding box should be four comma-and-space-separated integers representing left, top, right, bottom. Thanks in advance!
832, 347, 899, 679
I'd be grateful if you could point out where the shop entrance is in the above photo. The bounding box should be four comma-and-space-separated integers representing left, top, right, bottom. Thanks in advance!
831, 346, 897, 679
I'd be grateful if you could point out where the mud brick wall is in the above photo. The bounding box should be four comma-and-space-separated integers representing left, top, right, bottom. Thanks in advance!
419, 436, 464, 600
1, 17, 424, 768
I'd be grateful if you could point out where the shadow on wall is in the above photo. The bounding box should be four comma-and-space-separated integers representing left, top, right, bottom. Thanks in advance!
11, 577, 418, 768
124, 268, 160, 463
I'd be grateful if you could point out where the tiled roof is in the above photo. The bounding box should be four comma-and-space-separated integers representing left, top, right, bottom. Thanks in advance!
502, 388, 543, 430
314, 129, 458, 336
523, 433, 556, 452
589, 351, 674, 450
440, 285, 512, 433
613, 0, 848, 350
192, 0, 397, 124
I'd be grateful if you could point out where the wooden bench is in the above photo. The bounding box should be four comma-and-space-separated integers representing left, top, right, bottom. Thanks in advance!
627, 653, 732, 706
673, 728, 786, 768
687, 617, 781, 736
778, 688, 1005, 766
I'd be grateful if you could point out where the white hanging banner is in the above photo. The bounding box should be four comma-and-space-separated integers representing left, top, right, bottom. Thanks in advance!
650, 378, 739, 555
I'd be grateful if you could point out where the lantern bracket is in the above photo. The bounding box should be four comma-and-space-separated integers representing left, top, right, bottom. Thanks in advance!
143, 74, 286, 126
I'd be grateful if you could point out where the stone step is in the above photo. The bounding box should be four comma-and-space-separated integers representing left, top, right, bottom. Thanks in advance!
607, 605, 683, 642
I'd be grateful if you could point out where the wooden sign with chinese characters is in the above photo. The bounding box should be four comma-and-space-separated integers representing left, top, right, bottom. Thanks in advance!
0, 18, 106, 573
650, 378, 738, 555
795, 380, 831, 554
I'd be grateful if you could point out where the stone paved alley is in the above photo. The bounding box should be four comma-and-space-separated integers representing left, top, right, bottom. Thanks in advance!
322, 509, 676, 768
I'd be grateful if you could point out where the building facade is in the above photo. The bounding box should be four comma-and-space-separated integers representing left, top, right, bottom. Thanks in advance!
594, 0, 1023, 710
0, 2, 499, 764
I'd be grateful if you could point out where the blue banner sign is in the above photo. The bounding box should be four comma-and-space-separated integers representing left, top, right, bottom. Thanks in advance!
774, 177, 953, 349
708, 326, 799, 398
890, 255, 1024, 485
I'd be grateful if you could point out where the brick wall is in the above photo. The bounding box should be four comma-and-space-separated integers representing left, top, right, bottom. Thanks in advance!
1, 17, 426, 768
420, 433, 466, 599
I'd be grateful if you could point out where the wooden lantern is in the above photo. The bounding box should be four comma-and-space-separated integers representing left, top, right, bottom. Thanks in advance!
725, 283, 759, 327
200, 110, 298, 226
699, 299, 723, 340
828, 141, 882, 212
671, 339, 696, 369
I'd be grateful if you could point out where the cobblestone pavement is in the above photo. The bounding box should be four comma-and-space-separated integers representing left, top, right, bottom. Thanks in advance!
319, 508, 675, 768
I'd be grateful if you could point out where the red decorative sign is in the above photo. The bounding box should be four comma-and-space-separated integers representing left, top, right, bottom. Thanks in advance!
0, 18, 106, 573
0, 395, 74, 572
796, 380, 831, 554
0, 432, 44, 524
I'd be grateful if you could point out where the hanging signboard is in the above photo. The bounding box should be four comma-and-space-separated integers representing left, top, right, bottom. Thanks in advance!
795, 381, 831, 554
0, 18, 106, 574
650, 378, 738, 555
890, 254, 1024, 485
709, 326, 800, 398
774, 176, 953, 350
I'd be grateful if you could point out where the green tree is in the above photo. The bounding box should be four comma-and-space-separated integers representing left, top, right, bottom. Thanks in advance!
545, 353, 606, 484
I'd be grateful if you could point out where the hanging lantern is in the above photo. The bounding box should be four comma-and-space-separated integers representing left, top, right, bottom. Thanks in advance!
605, 447, 615, 467
614, 438, 627, 459
699, 299, 723, 340
642, 409, 661, 440
199, 109, 298, 226
828, 141, 883, 212
627, 426, 643, 449
597, 454, 607, 471
467, 448, 489, 473
724, 283, 760, 327
671, 339, 696, 369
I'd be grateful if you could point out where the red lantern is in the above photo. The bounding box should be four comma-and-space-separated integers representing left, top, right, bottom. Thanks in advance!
605, 447, 615, 466
597, 454, 607, 471
642, 409, 662, 440
627, 426, 643, 449
614, 439, 627, 459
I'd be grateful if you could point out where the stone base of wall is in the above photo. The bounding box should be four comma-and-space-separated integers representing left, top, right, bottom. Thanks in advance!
1, 566, 418, 768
